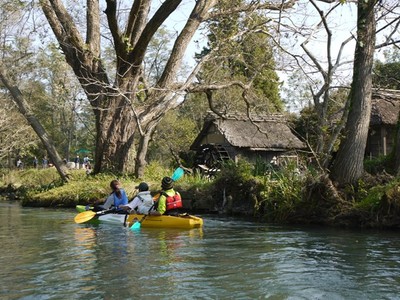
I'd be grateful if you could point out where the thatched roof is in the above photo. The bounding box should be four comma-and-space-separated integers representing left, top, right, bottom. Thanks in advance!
370, 89, 400, 126
191, 114, 306, 151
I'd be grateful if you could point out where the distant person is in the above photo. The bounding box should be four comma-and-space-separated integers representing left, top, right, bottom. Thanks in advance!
152, 176, 183, 216
83, 155, 90, 169
120, 182, 154, 214
85, 163, 92, 176
93, 180, 129, 213
16, 159, 23, 170
42, 157, 48, 169
74, 155, 80, 169
33, 157, 38, 169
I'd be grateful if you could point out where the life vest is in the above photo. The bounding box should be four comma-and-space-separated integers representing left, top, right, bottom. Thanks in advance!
113, 189, 128, 207
162, 191, 183, 211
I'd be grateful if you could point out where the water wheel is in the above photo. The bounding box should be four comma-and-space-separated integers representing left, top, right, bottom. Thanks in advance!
194, 144, 230, 176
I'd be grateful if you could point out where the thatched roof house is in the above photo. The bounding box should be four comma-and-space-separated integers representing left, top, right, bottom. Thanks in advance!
190, 114, 306, 168
366, 89, 400, 157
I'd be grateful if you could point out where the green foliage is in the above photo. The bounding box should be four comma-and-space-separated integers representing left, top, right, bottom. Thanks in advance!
195, 0, 283, 114
32, 44, 94, 160
373, 60, 400, 90
292, 106, 320, 148
258, 163, 304, 222
373, 47, 400, 90
142, 161, 170, 181
177, 93, 209, 132
6, 158, 400, 229
216, 160, 254, 182
364, 155, 393, 175
209, 160, 260, 214
252, 157, 274, 177
148, 111, 198, 167
354, 184, 385, 211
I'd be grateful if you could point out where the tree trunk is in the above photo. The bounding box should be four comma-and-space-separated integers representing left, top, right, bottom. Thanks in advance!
135, 132, 152, 177
394, 119, 400, 175
330, 0, 377, 185
92, 95, 137, 174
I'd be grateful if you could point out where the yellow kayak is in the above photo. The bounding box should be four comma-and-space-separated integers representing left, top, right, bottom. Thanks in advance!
75, 205, 203, 229
126, 214, 203, 229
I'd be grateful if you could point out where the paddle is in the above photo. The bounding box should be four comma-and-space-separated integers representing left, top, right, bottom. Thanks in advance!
171, 167, 184, 182
130, 214, 148, 230
130, 167, 185, 230
74, 208, 115, 224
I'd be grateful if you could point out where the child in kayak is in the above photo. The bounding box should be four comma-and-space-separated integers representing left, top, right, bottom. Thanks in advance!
120, 182, 154, 214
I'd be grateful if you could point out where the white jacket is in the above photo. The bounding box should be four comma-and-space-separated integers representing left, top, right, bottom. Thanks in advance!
127, 191, 154, 214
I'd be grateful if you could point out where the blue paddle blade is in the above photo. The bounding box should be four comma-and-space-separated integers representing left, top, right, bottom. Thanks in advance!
171, 167, 184, 182
130, 221, 141, 230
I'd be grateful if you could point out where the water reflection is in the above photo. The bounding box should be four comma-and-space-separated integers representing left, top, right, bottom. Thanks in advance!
74, 226, 97, 249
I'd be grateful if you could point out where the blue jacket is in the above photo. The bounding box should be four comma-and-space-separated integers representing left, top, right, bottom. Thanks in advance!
112, 189, 128, 207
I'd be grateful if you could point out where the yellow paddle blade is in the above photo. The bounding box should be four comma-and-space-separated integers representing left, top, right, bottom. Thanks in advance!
74, 210, 96, 224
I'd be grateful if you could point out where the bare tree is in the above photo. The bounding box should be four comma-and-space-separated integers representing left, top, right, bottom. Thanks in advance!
273, 0, 399, 184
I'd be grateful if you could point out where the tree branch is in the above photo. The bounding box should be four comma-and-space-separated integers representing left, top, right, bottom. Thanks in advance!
126, 0, 151, 47
40, 0, 85, 49
86, 0, 101, 56
104, 0, 125, 57
157, 0, 216, 88
208, 0, 296, 20
128, 0, 182, 65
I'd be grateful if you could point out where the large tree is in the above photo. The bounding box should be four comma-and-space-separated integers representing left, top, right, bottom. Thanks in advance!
39, 0, 294, 177
330, 0, 400, 185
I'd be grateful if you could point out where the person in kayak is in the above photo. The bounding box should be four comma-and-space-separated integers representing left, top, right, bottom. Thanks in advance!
120, 182, 154, 214
152, 176, 183, 216
93, 179, 129, 213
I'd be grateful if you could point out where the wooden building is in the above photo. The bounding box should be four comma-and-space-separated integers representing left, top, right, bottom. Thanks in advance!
366, 90, 400, 158
190, 114, 306, 170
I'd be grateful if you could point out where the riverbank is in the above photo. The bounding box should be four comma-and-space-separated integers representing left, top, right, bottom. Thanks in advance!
1, 164, 400, 229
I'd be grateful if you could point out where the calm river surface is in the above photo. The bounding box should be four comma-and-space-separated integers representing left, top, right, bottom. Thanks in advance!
1, 201, 400, 300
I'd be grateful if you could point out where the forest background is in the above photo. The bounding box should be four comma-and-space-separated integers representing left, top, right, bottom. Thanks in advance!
0, 0, 400, 228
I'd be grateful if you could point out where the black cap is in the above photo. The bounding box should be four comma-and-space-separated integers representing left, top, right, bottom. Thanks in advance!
136, 182, 149, 191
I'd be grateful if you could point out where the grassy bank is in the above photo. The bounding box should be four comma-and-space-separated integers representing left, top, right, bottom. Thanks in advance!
0, 164, 211, 209
1, 161, 400, 228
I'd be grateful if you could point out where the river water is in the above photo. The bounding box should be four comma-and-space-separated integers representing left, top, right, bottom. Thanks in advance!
1, 201, 400, 300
